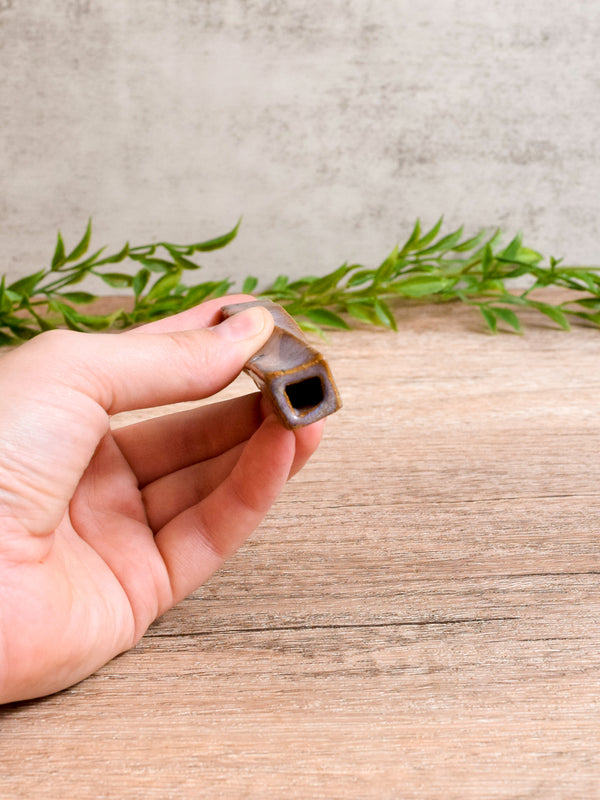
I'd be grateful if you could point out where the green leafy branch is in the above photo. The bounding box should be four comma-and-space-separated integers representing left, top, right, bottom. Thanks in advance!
1, 217, 600, 345
257, 218, 600, 336
0, 220, 241, 346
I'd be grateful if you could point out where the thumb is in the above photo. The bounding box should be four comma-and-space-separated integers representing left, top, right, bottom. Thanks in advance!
97, 304, 274, 414
3, 304, 274, 416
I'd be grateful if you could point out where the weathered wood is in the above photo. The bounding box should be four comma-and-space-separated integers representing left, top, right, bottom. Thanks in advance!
1, 297, 600, 798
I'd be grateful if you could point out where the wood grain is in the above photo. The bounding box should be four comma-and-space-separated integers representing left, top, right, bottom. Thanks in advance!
1, 297, 600, 798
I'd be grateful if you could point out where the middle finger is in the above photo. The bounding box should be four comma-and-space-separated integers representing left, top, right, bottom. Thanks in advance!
111, 392, 263, 486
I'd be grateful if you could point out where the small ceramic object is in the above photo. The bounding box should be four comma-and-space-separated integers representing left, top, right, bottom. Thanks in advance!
221, 299, 342, 429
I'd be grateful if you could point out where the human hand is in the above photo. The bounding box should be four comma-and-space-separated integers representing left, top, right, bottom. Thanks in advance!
0, 296, 324, 703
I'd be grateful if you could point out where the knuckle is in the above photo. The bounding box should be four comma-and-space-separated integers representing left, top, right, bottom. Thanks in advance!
25, 329, 83, 364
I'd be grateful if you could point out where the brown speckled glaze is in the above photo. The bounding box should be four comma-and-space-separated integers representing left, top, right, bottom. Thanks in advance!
221, 299, 342, 429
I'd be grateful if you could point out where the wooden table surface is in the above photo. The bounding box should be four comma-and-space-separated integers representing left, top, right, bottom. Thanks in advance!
1, 297, 600, 798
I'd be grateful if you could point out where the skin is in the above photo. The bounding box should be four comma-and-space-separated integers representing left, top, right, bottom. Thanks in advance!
0, 295, 324, 703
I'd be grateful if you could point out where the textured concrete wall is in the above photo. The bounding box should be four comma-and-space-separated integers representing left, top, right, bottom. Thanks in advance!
1, 0, 599, 287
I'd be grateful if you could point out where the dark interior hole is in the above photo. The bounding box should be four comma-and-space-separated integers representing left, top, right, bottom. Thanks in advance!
285, 376, 324, 414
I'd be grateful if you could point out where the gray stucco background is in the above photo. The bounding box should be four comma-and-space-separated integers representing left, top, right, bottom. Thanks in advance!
2, 0, 599, 286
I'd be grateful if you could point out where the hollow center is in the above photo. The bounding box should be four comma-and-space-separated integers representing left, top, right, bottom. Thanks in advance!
285, 376, 324, 414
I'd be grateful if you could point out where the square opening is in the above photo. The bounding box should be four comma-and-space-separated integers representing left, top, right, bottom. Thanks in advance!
284, 376, 324, 414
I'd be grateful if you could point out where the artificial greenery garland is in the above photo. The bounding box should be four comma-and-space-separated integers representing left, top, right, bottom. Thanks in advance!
1, 218, 599, 345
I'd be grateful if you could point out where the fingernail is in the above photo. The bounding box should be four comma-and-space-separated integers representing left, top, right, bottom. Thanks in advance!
212, 306, 269, 342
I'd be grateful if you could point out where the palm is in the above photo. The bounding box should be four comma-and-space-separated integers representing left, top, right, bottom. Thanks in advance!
3, 429, 168, 698
70, 428, 169, 651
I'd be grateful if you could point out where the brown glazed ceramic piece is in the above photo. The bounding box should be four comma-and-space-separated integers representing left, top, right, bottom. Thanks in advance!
221, 299, 342, 429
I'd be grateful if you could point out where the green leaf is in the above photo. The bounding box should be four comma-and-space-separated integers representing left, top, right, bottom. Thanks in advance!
131, 257, 177, 272
288, 275, 319, 291
55, 270, 89, 288
473, 229, 502, 259
574, 272, 600, 293
399, 219, 422, 254
373, 298, 398, 331
306, 264, 349, 295
212, 279, 233, 297
480, 306, 497, 333
188, 219, 241, 252
53, 302, 85, 331
481, 244, 494, 279
261, 288, 299, 302
572, 297, 600, 311
94, 242, 130, 266
0, 278, 21, 313
67, 247, 107, 270
270, 275, 289, 292
303, 308, 351, 329
52, 301, 122, 331
346, 269, 375, 288
532, 303, 571, 330
494, 292, 528, 307
452, 229, 487, 253
168, 250, 202, 270
131, 257, 172, 274
393, 275, 453, 297
145, 271, 182, 301
133, 268, 151, 297
498, 232, 523, 262
174, 280, 232, 308
97, 272, 134, 288
242, 276, 259, 294
516, 245, 543, 265
569, 310, 600, 326
418, 226, 464, 256
493, 306, 522, 333
297, 319, 326, 337
0, 330, 18, 346
51, 232, 67, 269
58, 291, 97, 304
374, 249, 399, 285
0, 276, 9, 313
71, 311, 123, 331
2, 318, 42, 340
415, 217, 444, 250
179, 282, 223, 306
503, 265, 531, 280
4, 288, 26, 303
345, 301, 377, 324
66, 219, 92, 263
8, 269, 47, 298
25, 305, 55, 331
